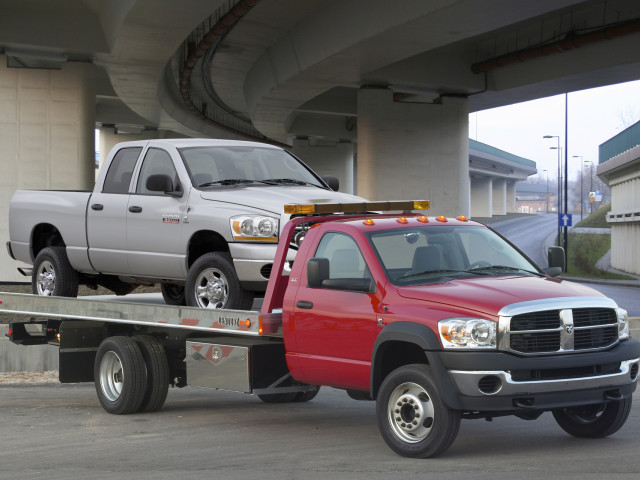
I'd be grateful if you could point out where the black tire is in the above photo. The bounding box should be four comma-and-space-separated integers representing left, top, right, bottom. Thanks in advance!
161, 283, 186, 306
376, 364, 461, 458
552, 397, 633, 438
185, 252, 253, 309
133, 335, 170, 412
94, 337, 147, 415
257, 392, 297, 403
32, 246, 79, 297
293, 386, 321, 402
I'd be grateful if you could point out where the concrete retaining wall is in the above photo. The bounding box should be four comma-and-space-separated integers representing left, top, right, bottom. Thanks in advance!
0, 324, 59, 372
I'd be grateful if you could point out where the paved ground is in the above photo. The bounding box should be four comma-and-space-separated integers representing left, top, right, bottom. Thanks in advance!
1, 383, 639, 480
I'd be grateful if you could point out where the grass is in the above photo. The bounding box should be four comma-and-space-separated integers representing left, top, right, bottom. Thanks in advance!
565, 232, 634, 279
573, 204, 611, 228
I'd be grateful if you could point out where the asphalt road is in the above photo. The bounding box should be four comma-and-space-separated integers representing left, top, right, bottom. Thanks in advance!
1, 383, 639, 480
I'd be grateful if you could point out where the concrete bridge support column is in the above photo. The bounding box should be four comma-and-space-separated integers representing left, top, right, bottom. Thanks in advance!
470, 177, 492, 217
291, 138, 355, 194
492, 178, 507, 216
506, 180, 517, 213
1, 59, 96, 282
356, 88, 469, 216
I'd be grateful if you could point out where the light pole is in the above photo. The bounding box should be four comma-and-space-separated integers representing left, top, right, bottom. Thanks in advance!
573, 155, 583, 219
544, 135, 562, 247
543, 169, 549, 213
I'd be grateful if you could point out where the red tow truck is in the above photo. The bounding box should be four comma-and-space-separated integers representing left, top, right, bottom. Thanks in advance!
2, 201, 639, 458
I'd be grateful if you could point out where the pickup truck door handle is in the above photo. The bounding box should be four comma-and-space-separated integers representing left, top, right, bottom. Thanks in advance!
128, 206, 143, 213
296, 300, 313, 309
91, 203, 104, 211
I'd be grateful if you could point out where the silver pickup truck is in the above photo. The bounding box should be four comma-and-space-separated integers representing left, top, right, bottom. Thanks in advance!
7, 138, 362, 309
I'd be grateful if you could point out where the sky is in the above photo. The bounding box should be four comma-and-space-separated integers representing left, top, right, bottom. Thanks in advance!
468, 79, 640, 182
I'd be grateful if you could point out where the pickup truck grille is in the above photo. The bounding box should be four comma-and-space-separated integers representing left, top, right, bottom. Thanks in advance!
500, 301, 621, 355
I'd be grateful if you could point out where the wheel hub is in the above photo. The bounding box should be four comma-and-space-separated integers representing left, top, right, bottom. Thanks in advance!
195, 268, 229, 308
36, 261, 55, 295
388, 382, 434, 443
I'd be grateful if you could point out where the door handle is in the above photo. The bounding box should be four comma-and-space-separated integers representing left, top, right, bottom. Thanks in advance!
296, 300, 313, 309
129, 206, 143, 213
91, 203, 103, 211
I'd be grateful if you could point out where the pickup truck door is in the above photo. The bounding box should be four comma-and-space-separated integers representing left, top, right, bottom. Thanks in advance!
87, 146, 142, 274
125, 147, 188, 279
290, 231, 378, 390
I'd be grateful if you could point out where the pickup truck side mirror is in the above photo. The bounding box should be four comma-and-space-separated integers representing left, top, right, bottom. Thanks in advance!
545, 246, 565, 277
146, 174, 183, 197
322, 175, 339, 191
307, 257, 330, 288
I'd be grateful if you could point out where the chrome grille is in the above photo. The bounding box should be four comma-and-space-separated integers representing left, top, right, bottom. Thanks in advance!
499, 299, 620, 356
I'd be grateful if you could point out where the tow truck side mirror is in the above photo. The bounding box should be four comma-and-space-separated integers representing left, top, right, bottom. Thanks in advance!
307, 257, 330, 288
545, 246, 565, 277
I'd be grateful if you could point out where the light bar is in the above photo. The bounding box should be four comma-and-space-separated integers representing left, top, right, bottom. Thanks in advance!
283, 200, 429, 215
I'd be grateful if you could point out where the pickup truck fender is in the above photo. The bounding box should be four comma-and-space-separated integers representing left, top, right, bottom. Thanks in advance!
370, 321, 462, 409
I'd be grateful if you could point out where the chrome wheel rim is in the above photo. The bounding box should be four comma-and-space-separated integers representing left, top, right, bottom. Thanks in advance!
387, 382, 434, 443
99, 351, 124, 402
194, 267, 229, 308
36, 260, 56, 295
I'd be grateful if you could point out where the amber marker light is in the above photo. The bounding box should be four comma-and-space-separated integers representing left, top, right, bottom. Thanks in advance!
456, 215, 469, 222
417, 215, 429, 223
396, 217, 409, 224
363, 218, 376, 226
436, 216, 448, 223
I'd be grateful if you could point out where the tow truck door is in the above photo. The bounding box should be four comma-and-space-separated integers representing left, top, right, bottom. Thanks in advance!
290, 231, 378, 390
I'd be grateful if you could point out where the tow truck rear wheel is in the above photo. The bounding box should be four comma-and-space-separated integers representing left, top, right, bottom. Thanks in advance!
186, 252, 253, 309
94, 336, 146, 414
133, 335, 170, 412
552, 397, 632, 438
377, 364, 461, 458
32, 246, 79, 297
257, 392, 297, 403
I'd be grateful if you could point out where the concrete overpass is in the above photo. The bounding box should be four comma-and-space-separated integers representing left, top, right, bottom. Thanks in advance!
2, 0, 640, 280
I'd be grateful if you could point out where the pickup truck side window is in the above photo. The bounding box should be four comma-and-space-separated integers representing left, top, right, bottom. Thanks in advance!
136, 148, 179, 195
314, 232, 370, 281
102, 147, 142, 194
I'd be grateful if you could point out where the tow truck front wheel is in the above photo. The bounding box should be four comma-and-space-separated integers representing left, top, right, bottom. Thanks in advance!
552, 397, 632, 438
377, 364, 461, 458
186, 252, 253, 309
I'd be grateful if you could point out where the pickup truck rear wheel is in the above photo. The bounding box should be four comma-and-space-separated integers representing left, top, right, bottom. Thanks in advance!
552, 397, 632, 438
94, 336, 146, 414
32, 246, 79, 297
377, 364, 461, 458
186, 252, 253, 309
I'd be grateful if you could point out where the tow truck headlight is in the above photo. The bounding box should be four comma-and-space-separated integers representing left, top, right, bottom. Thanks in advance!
617, 308, 629, 340
438, 318, 497, 349
230, 215, 279, 242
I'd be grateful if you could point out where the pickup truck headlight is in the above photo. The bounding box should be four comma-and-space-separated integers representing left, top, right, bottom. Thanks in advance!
438, 318, 497, 350
230, 215, 279, 242
617, 308, 630, 340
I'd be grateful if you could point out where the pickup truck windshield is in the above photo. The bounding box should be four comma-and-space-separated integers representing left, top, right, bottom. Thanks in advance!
367, 225, 542, 285
179, 146, 325, 189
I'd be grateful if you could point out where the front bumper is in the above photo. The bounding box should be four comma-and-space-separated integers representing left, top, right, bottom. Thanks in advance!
229, 243, 296, 291
429, 338, 640, 412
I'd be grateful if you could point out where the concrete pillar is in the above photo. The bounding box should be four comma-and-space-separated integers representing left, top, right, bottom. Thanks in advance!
506, 180, 517, 213
0, 58, 96, 282
357, 88, 469, 216
470, 177, 492, 217
492, 178, 507, 215
291, 138, 355, 194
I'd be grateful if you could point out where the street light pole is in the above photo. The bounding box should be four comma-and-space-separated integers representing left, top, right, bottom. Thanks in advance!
573, 155, 583, 219
544, 134, 561, 247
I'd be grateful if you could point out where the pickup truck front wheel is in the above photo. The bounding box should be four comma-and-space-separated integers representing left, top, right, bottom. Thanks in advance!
186, 252, 253, 309
377, 364, 461, 458
552, 397, 632, 438
32, 246, 79, 297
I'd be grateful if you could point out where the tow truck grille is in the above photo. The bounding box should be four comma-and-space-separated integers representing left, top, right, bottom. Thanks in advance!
505, 307, 619, 355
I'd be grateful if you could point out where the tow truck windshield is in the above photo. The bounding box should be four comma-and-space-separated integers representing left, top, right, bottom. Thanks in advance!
367, 225, 542, 285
